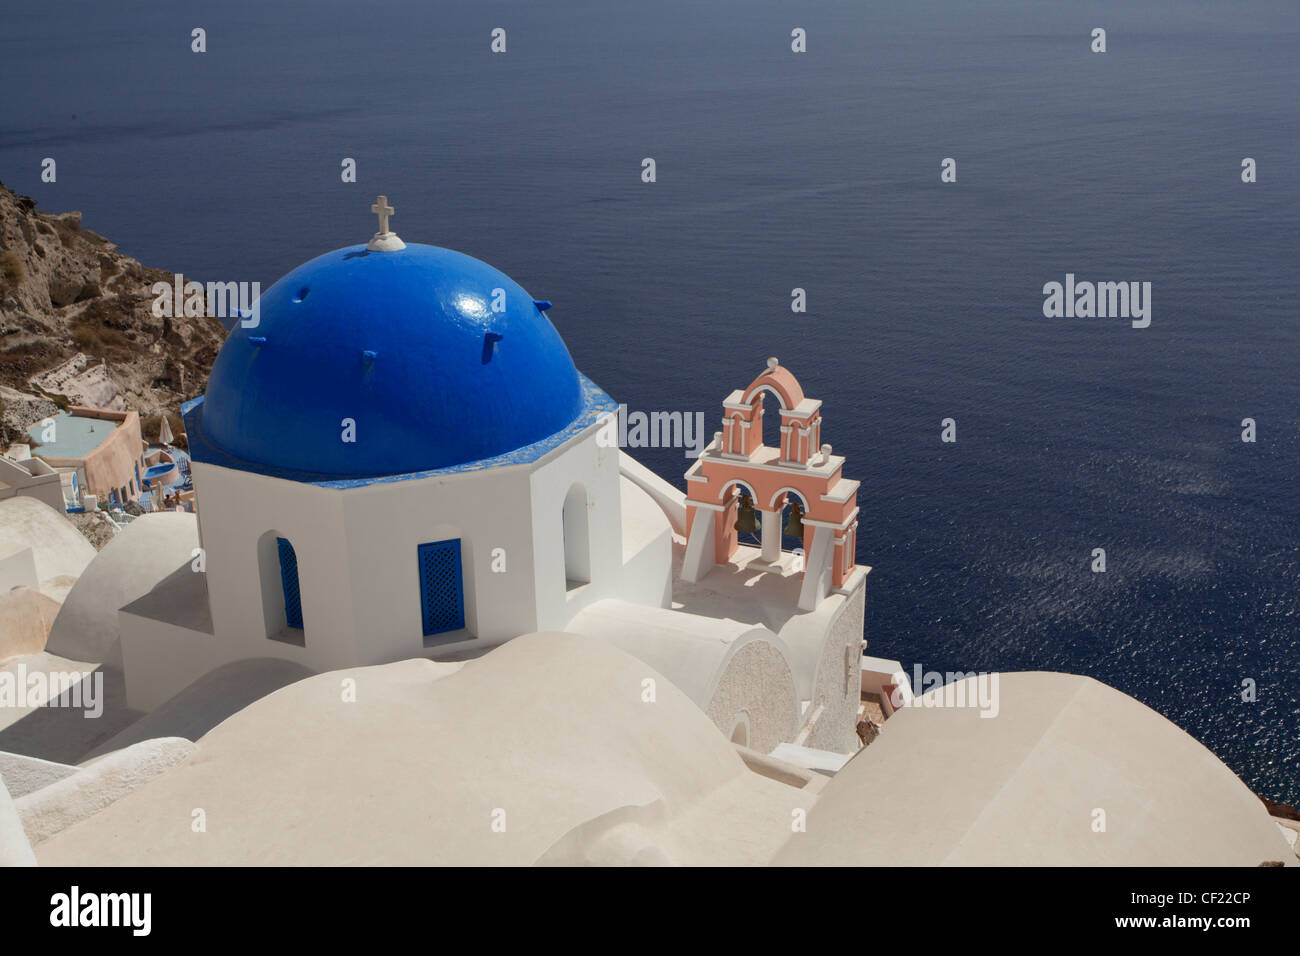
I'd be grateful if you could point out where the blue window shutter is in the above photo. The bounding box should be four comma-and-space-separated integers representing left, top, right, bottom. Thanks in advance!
277, 537, 303, 629
418, 539, 465, 636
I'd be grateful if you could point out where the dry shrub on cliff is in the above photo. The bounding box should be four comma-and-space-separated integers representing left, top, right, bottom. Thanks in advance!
0, 340, 62, 385
0, 251, 23, 288
71, 313, 134, 361
54, 217, 81, 248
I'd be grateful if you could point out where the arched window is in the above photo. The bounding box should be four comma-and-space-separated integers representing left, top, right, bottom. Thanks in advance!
562, 484, 591, 590
276, 537, 303, 629
260, 531, 305, 645
418, 538, 465, 638
760, 390, 783, 452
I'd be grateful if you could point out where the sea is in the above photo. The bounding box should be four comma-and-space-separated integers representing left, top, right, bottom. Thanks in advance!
1, 0, 1296, 803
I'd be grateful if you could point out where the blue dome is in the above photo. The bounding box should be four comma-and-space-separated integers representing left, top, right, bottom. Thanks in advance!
198, 243, 585, 478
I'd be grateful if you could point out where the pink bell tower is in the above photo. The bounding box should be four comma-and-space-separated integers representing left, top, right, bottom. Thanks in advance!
681, 358, 863, 610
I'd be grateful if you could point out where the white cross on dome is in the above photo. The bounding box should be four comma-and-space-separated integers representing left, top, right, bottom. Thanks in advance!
366, 194, 406, 252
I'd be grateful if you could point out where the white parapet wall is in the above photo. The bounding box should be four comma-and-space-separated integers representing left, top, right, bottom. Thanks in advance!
15, 736, 196, 847
618, 451, 687, 537
0, 751, 79, 799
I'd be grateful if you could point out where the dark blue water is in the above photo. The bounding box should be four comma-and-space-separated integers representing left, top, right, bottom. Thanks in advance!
3, 0, 1296, 802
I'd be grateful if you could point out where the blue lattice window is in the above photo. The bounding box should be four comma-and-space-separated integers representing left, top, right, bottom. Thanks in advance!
418, 539, 465, 637
277, 537, 303, 629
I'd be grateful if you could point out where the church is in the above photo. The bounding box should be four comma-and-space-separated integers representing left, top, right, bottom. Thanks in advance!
105, 197, 878, 756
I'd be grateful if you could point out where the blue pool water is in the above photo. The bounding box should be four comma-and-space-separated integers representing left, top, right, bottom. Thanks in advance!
27, 412, 115, 459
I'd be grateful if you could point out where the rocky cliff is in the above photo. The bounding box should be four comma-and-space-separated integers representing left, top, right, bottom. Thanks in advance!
0, 182, 225, 445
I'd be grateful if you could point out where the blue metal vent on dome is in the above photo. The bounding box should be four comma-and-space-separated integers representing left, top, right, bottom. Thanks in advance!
418, 539, 465, 637
277, 537, 303, 629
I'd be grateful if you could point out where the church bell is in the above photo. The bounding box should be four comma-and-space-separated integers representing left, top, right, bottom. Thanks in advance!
733, 494, 759, 536
783, 502, 805, 539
